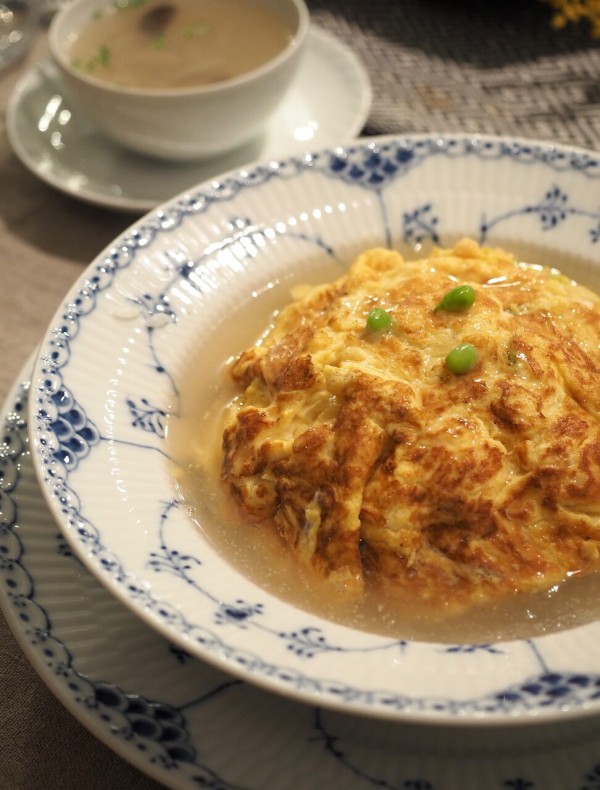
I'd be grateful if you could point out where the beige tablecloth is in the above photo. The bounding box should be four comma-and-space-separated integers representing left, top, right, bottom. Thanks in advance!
1, 2, 600, 787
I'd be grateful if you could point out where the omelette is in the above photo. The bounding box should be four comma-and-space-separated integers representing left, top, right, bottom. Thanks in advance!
221, 238, 600, 607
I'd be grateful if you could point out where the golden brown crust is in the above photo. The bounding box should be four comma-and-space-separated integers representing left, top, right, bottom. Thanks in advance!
221, 239, 600, 605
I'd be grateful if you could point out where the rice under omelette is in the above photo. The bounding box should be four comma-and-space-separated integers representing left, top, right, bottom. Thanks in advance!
221, 238, 600, 607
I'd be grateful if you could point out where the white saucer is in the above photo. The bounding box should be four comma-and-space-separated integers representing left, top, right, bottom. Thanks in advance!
3, 364, 600, 788
6, 28, 372, 213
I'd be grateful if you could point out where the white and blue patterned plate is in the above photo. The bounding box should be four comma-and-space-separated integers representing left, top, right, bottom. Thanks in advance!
28, 133, 600, 725
4, 368, 600, 788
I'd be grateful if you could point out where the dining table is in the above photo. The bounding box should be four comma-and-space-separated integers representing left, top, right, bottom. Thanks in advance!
1, 1, 600, 787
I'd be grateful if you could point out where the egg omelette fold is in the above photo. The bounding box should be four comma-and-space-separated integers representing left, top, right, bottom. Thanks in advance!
221, 239, 600, 607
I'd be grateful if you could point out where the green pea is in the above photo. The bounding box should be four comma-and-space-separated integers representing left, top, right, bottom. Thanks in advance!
445, 343, 478, 375
366, 307, 393, 331
435, 284, 476, 313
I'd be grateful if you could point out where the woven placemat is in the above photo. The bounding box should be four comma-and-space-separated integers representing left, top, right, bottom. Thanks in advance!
308, 0, 600, 150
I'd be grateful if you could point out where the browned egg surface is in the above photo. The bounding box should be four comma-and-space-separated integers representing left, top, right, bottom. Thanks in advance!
220, 238, 600, 621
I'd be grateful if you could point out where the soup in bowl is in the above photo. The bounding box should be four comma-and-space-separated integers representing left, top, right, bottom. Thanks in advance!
48, 0, 310, 160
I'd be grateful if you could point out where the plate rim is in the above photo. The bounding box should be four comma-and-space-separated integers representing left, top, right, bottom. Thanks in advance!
6, 365, 600, 786
26, 131, 600, 725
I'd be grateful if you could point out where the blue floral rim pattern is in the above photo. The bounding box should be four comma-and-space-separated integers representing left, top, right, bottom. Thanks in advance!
26, 133, 600, 722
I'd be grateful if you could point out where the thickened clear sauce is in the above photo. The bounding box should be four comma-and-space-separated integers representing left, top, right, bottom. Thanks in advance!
168, 244, 600, 644
168, 353, 600, 646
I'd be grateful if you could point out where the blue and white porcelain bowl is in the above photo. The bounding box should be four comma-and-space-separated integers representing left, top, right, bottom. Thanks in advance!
29, 133, 600, 725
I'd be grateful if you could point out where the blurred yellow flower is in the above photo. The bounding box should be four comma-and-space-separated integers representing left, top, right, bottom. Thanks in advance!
543, 0, 600, 37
